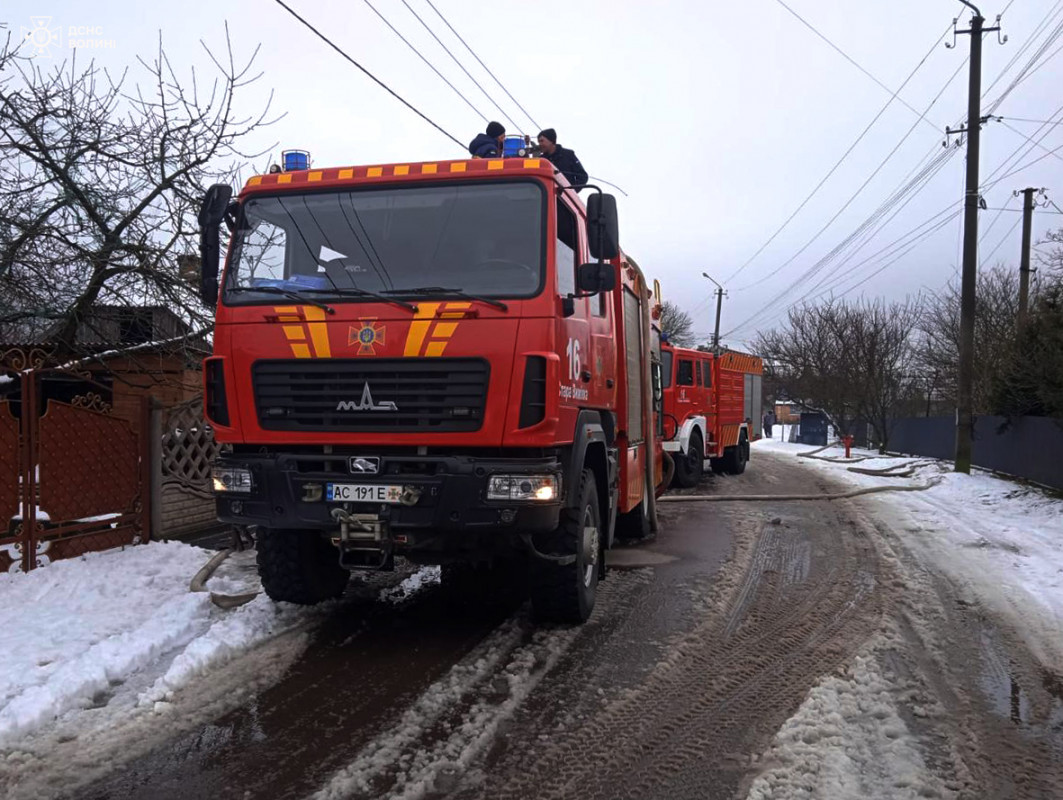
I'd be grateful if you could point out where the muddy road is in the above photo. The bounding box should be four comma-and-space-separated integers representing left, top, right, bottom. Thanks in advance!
31, 449, 1063, 799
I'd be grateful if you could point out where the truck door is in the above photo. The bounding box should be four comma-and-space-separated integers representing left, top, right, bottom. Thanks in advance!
556, 197, 593, 414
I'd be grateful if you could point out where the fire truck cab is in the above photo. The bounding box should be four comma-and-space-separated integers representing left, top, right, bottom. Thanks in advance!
197, 155, 663, 624
660, 343, 763, 487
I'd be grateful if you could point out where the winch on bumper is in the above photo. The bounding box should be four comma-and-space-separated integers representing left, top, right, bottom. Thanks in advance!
212, 452, 564, 543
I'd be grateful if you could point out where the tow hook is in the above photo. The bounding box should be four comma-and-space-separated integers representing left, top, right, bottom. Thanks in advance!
399, 486, 422, 507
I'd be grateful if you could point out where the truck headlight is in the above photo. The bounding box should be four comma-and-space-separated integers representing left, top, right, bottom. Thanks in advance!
487, 474, 559, 502
212, 465, 253, 493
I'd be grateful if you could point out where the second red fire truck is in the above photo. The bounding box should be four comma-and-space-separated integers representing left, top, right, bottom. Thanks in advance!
660, 342, 763, 487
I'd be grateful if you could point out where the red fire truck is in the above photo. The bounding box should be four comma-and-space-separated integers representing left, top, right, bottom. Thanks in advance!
197, 154, 664, 623
660, 343, 763, 487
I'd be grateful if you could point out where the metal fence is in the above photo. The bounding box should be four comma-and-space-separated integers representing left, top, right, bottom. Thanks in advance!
888, 415, 1063, 491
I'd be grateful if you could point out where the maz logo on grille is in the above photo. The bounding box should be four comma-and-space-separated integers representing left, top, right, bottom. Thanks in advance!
336, 383, 398, 412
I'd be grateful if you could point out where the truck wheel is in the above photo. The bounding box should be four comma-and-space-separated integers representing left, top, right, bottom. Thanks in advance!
615, 482, 650, 540
724, 432, 749, 475
673, 431, 703, 488
530, 469, 601, 624
257, 528, 349, 605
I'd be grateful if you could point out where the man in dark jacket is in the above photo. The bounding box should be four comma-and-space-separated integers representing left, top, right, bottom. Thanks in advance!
537, 128, 588, 188
468, 121, 505, 158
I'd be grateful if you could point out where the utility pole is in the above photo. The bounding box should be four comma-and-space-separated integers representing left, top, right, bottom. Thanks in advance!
702, 272, 726, 353
1016, 187, 1038, 330
949, 3, 1003, 474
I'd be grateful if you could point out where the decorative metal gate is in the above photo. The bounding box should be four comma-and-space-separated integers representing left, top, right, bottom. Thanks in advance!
0, 370, 151, 573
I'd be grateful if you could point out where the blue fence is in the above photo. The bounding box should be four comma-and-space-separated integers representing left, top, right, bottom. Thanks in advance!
888, 415, 1063, 491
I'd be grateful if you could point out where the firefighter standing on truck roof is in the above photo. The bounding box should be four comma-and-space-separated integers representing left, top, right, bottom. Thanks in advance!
469, 121, 506, 158
537, 128, 588, 189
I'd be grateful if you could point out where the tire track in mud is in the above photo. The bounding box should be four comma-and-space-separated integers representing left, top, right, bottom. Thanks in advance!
458, 473, 888, 800
867, 516, 1063, 800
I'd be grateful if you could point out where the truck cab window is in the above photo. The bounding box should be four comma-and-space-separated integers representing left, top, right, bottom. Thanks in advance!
695, 361, 702, 386
556, 199, 577, 297
661, 350, 673, 389
677, 359, 694, 386
702, 359, 712, 387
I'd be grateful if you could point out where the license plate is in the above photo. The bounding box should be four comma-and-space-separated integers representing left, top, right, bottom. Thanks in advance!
326, 483, 403, 503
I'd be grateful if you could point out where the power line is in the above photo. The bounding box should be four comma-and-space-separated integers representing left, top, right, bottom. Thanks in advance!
715, 22, 951, 293
998, 116, 1063, 125
770, 0, 943, 134
422, 0, 541, 131
362, 0, 488, 123
735, 51, 965, 293
270, 0, 465, 150
398, 0, 523, 133
980, 215, 1022, 266
999, 120, 1063, 164
723, 6, 1063, 336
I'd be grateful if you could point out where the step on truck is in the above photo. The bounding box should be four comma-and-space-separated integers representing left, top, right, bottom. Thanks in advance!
197, 153, 665, 623
660, 343, 763, 487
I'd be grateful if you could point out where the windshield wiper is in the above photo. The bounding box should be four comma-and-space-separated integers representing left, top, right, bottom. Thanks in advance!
229, 286, 335, 314
303, 287, 418, 313
382, 286, 508, 311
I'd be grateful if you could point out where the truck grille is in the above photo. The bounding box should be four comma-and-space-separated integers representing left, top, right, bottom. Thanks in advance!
253, 359, 490, 432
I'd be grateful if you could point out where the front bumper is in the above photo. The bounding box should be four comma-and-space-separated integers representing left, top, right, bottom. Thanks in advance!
213, 451, 563, 542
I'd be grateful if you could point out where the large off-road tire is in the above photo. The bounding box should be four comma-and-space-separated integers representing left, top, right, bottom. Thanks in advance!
530, 469, 601, 624
673, 431, 704, 488
256, 528, 349, 605
723, 431, 749, 475
615, 482, 650, 541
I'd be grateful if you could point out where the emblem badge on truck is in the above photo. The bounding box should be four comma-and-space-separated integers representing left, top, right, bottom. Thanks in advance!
335, 383, 398, 412
349, 456, 381, 474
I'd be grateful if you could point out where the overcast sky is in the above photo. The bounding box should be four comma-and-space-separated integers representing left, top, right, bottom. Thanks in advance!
5, 0, 1062, 347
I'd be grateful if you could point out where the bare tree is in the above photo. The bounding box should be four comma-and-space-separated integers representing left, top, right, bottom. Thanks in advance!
917, 263, 1019, 415
658, 301, 697, 347
755, 297, 922, 451
0, 28, 276, 355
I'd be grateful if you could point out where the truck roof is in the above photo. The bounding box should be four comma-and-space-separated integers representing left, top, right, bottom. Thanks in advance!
663, 343, 763, 375
241, 156, 585, 207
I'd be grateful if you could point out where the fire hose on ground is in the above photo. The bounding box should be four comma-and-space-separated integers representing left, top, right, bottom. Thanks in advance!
660, 441, 943, 503
190, 548, 260, 609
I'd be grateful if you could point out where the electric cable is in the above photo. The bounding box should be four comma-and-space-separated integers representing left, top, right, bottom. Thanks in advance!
770, 0, 943, 134
270, 0, 466, 150
716, 23, 952, 292
361, 0, 488, 123
422, 0, 540, 131
398, 0, 522, 132
980, 215, 1022, 267
720, 7, 1063, 335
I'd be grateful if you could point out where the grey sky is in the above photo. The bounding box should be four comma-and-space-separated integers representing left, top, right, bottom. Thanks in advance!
5, 0, 1061, 347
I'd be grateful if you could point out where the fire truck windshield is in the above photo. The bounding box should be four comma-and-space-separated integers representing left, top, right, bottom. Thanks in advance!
224, 181, 544, 304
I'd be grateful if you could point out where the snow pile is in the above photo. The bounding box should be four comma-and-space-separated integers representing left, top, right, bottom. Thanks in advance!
316, 618, 579, 800
746, 643, 952, 800
378, 565, 441, 605
0, 541, 308, 744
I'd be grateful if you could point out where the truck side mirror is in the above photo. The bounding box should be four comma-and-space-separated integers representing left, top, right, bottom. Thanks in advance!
198, 184, 233, 307
577, 262, 616, 294
587, 193, 619, 260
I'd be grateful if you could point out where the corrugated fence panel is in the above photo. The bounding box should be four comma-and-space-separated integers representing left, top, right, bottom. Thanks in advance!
889, 415, 1063, 490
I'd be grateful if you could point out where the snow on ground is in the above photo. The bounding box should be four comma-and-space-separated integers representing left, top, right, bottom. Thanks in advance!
315, 616, 580, 800
754, 437, 1063, 671
378, 565, 442, 605
746, 636, 954, 800
0, 541, 311, 746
